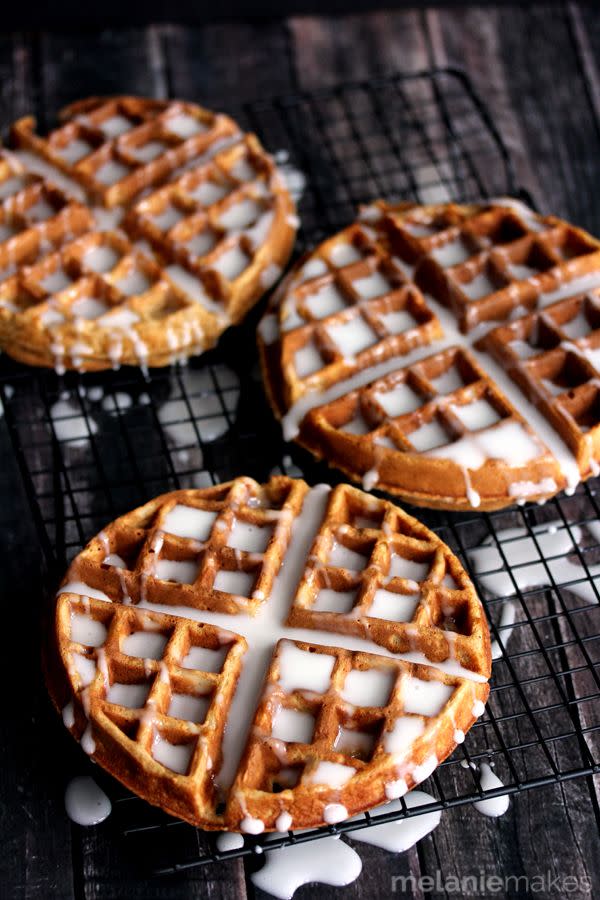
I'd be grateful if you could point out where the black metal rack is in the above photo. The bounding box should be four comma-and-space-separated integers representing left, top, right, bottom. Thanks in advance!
2, 67, 599, 874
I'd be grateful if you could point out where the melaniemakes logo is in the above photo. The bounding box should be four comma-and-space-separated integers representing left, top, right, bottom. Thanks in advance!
391, 871, 593, 894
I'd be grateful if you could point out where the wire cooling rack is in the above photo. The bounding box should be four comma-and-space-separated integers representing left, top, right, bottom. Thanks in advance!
2, 67, 600, 873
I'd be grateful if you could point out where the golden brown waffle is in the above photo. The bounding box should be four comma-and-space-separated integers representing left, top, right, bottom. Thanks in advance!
12, 97, 242, 209
63, 476, 307, 615
56, 595, 246, 827
287, 478, 488, 673
48, 476, 490, 831
482, 293, 600, 477
0, 96, 297, 371
259, 201, 600, 510
229, 642, 486, 830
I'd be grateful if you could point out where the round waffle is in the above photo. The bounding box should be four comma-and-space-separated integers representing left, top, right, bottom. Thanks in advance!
0, 96, 297, 371
48, 476, 490, 832
259, 200, 600, 510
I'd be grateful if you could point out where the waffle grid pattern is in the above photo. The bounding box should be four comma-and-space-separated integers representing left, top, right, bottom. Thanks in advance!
389, 203, 600, 333
60, 593, 245, 825
50, 478, 491, 830
288, 485, 486, 673
4, 228, 192, 331
0, 97, 297, 371
0, 156, 94, 279
235, 638, 474, 796
127, 134, 286, 299
262, 200, 600, 509
69, 477, 307, 614
280, 222, 442, 402
11, 97, 238, 208
484, 290, 600, 469
315, 346, 540, 460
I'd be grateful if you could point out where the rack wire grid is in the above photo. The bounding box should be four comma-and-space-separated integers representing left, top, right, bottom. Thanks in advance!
2, 67, 600, 874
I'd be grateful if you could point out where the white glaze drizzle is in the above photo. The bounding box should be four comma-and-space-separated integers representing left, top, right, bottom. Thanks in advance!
64, 775, 112, 826
472, 763, 510, 817
490, 600, 517, 660
349, 789, 440, 851
251, 835, 362, 899
216, 831, 244, 851
468, 520, 600, 605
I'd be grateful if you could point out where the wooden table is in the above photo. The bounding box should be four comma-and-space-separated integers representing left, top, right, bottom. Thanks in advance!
2, 5, 600, 898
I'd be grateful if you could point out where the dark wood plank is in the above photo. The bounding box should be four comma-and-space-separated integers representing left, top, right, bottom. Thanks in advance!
290, 10, 430, 89
495, 1, 600, 232
427, 780, 599, 898
36, 28, 166, 126
433, 3, 600, 232
426, 5, 542, 202
79, 831, 246, 900
543, 504, 600, 816
0, 33, 80, 900
0, 451, 77, 900
0, 32, 35, 127
163, 21, 297, 111
567, 1, 600, 133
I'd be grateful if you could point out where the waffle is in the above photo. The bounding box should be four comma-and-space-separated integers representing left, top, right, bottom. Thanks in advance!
259, 200, 600, 510
0, 96, 297, 371
48, 476, 490, 831
482, 294, 600, 478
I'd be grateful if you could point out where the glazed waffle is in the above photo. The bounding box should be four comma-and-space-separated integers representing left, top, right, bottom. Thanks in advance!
63, 475, 307, 615
259, 201, 600, 510
0, 96, 297, 371
482, 293, 600, 477
48, 476, 490, 832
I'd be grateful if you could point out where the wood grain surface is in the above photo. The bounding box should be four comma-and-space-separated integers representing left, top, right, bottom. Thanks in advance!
1, 5, 600, 899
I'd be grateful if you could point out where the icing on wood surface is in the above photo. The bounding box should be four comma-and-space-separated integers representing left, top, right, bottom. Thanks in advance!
64, 776, 112, 826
